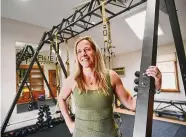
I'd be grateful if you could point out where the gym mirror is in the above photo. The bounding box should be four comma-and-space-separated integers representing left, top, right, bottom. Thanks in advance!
16, 41, 58, 114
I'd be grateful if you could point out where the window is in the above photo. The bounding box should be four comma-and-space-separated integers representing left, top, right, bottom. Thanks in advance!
125, 10, 164, 40
157, 53, 179, 92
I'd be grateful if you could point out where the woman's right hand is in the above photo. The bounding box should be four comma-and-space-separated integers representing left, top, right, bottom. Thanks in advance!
68, 122, 75, 134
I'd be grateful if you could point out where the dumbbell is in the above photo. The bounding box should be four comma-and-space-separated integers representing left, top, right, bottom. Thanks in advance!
37, 117, 44, 122
36, 121, 43, 127
38, 112, 44, 117
28, 102, 34, 111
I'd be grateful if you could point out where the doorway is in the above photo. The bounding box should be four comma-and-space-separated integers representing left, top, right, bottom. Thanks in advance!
49, 70, 57, 98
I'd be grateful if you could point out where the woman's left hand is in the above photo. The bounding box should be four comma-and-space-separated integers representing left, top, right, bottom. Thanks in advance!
146, 66, 161, 79
146, 66, 162, 90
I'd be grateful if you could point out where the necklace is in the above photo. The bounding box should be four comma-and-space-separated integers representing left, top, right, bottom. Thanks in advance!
90, 81, 93, 85
88, 77, 95, 85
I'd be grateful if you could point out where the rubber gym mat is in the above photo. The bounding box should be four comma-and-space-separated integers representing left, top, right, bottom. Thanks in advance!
27, 122, 72, 137
120, 114, 186, 137
26, 113, 186, 137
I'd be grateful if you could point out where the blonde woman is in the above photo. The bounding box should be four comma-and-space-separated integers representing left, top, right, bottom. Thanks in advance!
58, 36, 162, 137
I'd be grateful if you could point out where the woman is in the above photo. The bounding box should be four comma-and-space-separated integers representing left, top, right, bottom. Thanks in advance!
58, 36, 162, 137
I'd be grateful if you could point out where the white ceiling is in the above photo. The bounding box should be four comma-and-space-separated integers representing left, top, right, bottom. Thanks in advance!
2, 0, 186, 54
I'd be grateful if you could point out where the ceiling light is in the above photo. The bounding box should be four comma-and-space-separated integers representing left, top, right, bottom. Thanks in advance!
125, 11, 164, 40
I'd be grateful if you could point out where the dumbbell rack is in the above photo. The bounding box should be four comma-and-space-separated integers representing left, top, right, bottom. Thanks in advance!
36, 105, 53, 129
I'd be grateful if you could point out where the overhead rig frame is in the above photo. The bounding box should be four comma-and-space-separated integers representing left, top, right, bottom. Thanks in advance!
42, 0, 147, 44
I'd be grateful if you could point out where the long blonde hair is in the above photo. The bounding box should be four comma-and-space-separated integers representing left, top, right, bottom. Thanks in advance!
74, 36, 109, 95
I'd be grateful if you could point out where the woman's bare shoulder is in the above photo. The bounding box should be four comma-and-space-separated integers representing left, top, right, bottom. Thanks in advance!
65, 75, 77, 90
108, 69, 121, 86
108, 69, 118, 78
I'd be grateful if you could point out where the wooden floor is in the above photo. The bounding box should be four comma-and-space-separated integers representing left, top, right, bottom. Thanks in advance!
114, 107, 186, 125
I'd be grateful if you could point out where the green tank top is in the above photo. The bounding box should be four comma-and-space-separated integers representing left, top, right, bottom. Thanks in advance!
72, 72, 119, 137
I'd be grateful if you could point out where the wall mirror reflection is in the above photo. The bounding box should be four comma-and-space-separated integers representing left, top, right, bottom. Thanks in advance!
16, 41, 58, 113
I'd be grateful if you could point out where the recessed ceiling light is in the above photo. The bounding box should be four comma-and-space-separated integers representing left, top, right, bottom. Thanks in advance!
125, 11, 164, 40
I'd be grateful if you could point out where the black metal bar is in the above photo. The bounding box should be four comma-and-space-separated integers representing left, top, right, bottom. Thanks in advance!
92, 12, 102, 18
71, 10, 78, 23
1, 32, 47, 134
25, 82, 35, 102
58, 18, 66, 33
72, 1, 90, 14
62, 30, 73, 35
172, 104, 186, 113
180, 104, 184, 112
75, 22, 86, 29
65, 28, 79, 34
133, 0, 160, 137
52, 44, 67, 78
16, 47, 28, 70
108, 0, 143, 20
48, 26, 58, 39
35, 59, 57, 105
156, 104, 172, 110
67, 19, 78, 36
80, 19, 94, 26
105, 9, 116, 16
79, 11, 87, 27
164, 0, 186, 95
109, 2, 126, 8
155, 102, 162, 110
44, 40, 51, 44
88, 0, 96, 12
96, 0, 103, 15
117, 0, 125, 5
16, 45, 34, 70
55, 1, 90, 30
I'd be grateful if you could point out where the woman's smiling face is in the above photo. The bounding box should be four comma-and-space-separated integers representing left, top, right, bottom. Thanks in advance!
76, 39, 96, 68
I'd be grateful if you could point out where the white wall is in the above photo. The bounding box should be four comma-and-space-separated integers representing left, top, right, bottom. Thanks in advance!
113, 42, 186, 101
1, 17, 48, 131
1, 17, 77, 131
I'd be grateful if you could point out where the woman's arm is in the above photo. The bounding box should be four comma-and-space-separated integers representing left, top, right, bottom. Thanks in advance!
110, 66, 162, 111
110, 70, 136, 111
58, 76, 75, 133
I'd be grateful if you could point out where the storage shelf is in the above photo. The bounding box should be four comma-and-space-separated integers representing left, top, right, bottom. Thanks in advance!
31, 77, 43, 79
31, 72, 42, 74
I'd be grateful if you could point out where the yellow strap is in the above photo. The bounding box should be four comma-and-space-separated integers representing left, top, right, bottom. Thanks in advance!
54, 31, 59, 54
100, 0, 112, 49
54, 31, 61, 96
49, 39, 53, 56
65, 40, 70, 77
